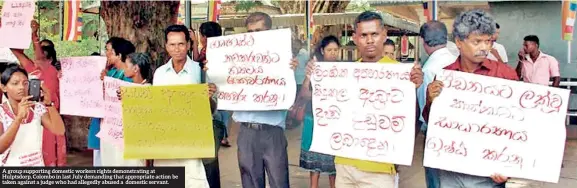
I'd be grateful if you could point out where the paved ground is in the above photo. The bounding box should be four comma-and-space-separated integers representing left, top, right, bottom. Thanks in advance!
68, 122, 577, 188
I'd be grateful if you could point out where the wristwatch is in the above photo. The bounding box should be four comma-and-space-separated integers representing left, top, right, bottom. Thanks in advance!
45, 102, 54, 107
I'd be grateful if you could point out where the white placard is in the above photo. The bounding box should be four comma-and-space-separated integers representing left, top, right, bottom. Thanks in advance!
309, 62, 416, 165
206, 28, 296, 111
424, 70, 569, 183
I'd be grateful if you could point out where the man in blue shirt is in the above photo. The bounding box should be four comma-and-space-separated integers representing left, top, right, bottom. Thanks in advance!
233, 12, 298, 188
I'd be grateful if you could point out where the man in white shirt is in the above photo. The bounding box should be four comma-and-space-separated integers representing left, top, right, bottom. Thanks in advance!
152, 25, 217, 188
487, 23, 508, 63
416, 20, 458, 188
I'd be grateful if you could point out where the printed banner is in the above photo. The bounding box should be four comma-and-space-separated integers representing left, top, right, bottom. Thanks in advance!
0, 0, 36, 49
308, 62, 416, 165
206, 28, 296, 110
121, 84, 215, 159
97, 77, 138, 149
424, 70, 569, 183
59, 56, 106, 118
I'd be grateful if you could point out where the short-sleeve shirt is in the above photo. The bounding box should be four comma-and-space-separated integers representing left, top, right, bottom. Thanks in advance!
519, 51, 560, 86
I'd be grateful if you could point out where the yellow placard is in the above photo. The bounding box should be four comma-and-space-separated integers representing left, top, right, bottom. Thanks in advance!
121, 84, 214, 159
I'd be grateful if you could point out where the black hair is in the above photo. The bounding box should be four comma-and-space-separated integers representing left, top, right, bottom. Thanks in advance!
384, 39, 395, 46
354, 11, 385, 31
165, 25, 191, 42
199, 22, 223, 38
91, 52, 100, 56
39, 39, 59, 70
109, 37, 135, 63
1, 64, 28, 89
40, 39, 54, 47
127, 53, 152, 83
314, 35, 341, 61
496, 23, 500, 29
524, 35, 539, 46
419, 20, 448, 47
245, 12, 272, 29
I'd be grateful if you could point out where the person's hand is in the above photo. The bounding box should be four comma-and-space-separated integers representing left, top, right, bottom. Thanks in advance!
40, 83, 52, 106
116, 89, 122, 101
57, 71, 62, 79
410, 62, 423, 88
290, 58, 298, 71
518, 49, 525, 60
426, 80, 444, 104
16, 96, 34, 120
31, 20, 39, 33
305, 56, 317, 79
490, 174, 508, 184
100, 69, 106, 81
202, 60, 208, 71
208, 83, 217, 97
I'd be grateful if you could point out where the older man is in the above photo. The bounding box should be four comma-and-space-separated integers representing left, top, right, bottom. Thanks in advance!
416, 20, 457, 188
423, 10, 517, 188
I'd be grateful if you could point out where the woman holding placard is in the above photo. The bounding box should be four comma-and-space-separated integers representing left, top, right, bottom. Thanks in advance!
298, 35, 341, 188
0, 65, 65, 166
99, 53, 153, 167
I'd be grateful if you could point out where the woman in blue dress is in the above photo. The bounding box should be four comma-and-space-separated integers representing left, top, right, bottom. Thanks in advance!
299, 35, 341, 188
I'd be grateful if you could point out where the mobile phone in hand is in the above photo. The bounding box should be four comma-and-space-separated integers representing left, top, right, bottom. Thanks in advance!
29, 79, 41, 102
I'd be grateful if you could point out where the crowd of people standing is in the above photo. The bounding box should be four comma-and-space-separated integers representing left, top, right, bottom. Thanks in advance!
0, 7, 564, 188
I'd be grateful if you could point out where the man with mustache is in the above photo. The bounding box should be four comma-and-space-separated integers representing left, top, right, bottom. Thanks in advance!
423, 10, 518, 188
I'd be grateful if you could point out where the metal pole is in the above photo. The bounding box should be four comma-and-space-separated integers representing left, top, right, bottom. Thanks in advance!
185, 0, 191, 28
568, 40, 572, 64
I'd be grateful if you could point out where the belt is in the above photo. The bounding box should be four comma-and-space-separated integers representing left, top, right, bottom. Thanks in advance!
241, 122, 276, 130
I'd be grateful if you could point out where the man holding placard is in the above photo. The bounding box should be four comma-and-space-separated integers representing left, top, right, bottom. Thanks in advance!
150, 25, 217, 188
306, 11, 424, 188
205, 12, 299, 188
422, 10, 519, 187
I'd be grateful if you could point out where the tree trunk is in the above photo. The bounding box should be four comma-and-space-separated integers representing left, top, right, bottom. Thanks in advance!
100, 1, 180, 68
277, 0, 350, 48
65, 1, 180, 151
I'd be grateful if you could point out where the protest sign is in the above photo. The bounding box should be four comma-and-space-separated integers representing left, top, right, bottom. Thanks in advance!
121, 84, 215, 159
59, 56, 106, 118
206, 28, 296, 110
0, 0, 35, 49
97, 77, 138, 149
424, 70, 569, 183
308, 62, 416, 165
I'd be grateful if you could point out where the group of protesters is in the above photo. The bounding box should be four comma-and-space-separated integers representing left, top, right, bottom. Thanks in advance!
0, 7, 563, 188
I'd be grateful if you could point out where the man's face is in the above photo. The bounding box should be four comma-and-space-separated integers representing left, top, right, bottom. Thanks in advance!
492, 28, 500, 41
165, 31, 190, 61
523, 41, 538, 54
247, 20, 268, 32
383, 45, 395, 59
353, 20, 387, 60
456, 33, 492, 64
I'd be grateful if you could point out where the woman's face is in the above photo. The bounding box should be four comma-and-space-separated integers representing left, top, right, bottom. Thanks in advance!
322, 42, 340, 61
123, 58, 137, 78
3, 72, 29, 101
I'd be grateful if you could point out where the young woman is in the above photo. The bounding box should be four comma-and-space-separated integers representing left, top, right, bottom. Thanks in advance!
10, 20, 64, 167
0, 65, 65, 166
299, 35, 341, 188
100, 53, 152, 167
